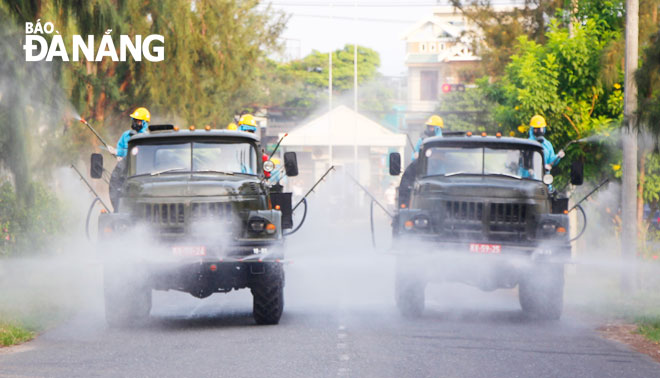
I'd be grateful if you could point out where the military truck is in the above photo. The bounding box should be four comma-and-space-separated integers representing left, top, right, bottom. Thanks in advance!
90, 125, 299, 326
389, 134, 583, 319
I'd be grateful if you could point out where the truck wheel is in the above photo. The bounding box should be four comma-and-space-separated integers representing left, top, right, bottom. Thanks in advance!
251, 265, 284, 325
395, 275, 425, 318
104, 268, 152, 328
519, 264, 564, 320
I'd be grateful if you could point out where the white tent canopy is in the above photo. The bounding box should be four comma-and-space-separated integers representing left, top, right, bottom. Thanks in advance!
280, 105, 406, 148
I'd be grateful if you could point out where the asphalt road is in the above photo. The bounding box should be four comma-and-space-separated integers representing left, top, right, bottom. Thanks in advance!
1, 204, 660, 377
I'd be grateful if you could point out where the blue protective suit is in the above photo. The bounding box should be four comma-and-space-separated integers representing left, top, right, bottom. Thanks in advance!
413, 127, 442, 160
528, 128, 560, 167
116, 122, 148, 157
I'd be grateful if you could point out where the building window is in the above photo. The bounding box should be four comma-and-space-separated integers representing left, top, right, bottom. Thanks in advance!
430, 43, 436, 52
420, 43, 426, 52
420, 71, 438, 101
440, 43, 445, 50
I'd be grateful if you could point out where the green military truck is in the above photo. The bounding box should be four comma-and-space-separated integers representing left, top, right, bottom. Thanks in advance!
91, 125, 299, 327
389, 134, 583, 319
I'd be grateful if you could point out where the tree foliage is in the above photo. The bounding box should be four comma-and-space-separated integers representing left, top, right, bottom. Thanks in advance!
0, 0, 287, 255
449, 0, 566, 76
474, 20, 622, 186
435, 83, 496, 132
267, 44, 388, 121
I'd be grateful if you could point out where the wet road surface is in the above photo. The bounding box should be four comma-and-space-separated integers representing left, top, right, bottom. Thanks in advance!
1, 210, 659, 377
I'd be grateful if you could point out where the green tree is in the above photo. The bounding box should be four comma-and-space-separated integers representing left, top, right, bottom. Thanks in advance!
268, 44, 389, 121
450, 0, 566, 76
434, 83, 497, 132
479, 19, 622, 187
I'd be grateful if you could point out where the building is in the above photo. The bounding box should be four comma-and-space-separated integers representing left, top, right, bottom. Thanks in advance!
402, 6, 481, 123
280, 105, 406, 202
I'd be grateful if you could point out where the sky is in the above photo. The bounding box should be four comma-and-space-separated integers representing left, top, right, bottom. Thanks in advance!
261, 1, 446, 76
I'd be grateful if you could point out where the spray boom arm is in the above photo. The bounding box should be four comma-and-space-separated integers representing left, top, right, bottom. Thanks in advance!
292, 166, 335, 212
269, 133, 288, 160
80, 117, 114, 155
70, 164, 111, 212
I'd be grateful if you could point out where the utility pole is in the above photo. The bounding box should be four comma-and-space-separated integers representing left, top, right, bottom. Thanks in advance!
622, 0, 639, 292
328, 3, 333, 168
353, 0, 358, 179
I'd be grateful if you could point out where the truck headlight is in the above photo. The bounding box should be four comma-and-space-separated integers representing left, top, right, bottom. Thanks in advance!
413, 215, 430, 229
538, 221, 562, 237
263, 160, 275, 173
248, 218, 267, 233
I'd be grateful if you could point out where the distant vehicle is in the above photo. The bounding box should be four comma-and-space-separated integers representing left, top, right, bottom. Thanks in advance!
91, 125, 300, 327
388, 135, 584, 320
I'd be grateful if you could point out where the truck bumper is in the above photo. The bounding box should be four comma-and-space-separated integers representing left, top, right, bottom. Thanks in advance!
102, 239, 285, 296
146, 259, 284, 297
391, 237, 570, 290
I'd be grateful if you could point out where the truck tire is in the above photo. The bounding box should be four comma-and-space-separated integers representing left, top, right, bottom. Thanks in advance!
104, 267, 152, 328
251, 265, 284, 325
395, 274, 425, 318
518, 263, 564, 320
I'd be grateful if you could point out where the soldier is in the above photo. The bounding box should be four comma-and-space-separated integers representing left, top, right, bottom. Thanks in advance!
107, 107, 150, 211
528, 115, 565, 171
413, 115, 444, 160
108, 107, 151, 159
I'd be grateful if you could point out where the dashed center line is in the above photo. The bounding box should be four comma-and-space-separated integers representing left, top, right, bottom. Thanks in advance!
336, 323, 351, 377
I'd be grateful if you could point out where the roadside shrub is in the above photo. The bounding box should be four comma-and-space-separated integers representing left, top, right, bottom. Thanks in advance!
0, 181, 64, 256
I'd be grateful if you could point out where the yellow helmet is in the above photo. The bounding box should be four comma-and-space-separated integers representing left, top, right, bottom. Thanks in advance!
129, 107, 151, 123
530, 115, 547, 128
238, 114, 258, 133
238, 114, 257, 127
227, 122, 237, 131
425, 115, 444, 128
271, 158, 281, 165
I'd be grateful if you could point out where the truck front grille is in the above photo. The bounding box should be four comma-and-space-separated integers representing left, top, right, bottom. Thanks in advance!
143, 203, 185, 225
489, 203, 527, 224
140, 202, 233, 225
441, 201, 530, 242
445, 201, 484, 222
191, 202, 232, 220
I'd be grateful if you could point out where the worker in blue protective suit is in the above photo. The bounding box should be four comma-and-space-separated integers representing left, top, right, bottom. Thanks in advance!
413, 115, 444, 160
108, 107, 150, 158
528, 114, 565, 171
107, 107, 150, 211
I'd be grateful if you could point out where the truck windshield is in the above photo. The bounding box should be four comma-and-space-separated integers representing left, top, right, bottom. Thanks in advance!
425, 146, 543, 180
129, 141, 258, 176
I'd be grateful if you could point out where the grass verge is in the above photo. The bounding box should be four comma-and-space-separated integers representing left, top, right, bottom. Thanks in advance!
636, 317, 660, 343
0, 320, 34, 347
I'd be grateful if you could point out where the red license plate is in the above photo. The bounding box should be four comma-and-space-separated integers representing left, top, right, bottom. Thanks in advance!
172, 246, 206, 257
469, 243, 502, 254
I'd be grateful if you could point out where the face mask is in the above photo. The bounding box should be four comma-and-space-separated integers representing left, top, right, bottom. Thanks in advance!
131, 119, 143, 132
424, 127, 436, 137
533, 127, 545, 140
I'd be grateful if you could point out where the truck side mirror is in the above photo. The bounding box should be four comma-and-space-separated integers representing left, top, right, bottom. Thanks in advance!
283, 152, 299, 177
90, 153, 103, 179
570, 160, 584, 186
389, 152, 401, 176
